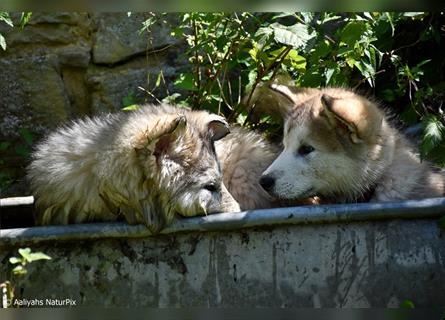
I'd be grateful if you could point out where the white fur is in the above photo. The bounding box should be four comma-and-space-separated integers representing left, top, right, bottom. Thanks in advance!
261, 87, 444, 202
216, 127, 279, 210
28, 104, 240, 232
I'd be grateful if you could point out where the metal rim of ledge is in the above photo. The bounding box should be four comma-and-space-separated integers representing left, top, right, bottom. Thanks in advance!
1, 197, 445, 247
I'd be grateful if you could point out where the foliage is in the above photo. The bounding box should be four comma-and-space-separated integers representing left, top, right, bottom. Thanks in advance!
0, 12, 13, 50
8, 247, 52, 276
0, 12, 32, 50
139, 12, 445, 165
400, 299, 416, 308
1, 248, 51, 308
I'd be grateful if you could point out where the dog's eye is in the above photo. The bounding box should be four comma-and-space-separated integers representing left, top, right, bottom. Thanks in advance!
297, 145, 315, 156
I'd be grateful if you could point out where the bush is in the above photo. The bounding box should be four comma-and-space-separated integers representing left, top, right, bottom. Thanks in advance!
140, 12, 445, 165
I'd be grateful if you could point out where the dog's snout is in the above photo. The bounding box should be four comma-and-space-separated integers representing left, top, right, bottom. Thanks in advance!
259, 175, 275, 192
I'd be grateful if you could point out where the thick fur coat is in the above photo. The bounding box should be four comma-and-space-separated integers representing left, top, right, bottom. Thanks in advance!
215, 126, 279, 210
28, 105, 241, 232
253, 83, 444, 203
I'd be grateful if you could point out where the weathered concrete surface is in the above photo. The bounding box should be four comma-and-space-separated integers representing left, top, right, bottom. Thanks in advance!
1, 219, 444, 307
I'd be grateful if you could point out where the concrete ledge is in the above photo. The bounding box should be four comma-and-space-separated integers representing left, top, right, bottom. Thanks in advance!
1, 198, 445, 307
1, 198, 445, 247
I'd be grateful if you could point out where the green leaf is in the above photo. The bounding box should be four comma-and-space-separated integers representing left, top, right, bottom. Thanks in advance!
354, 59, 376, 87
345, 57, 356, 68
0, 12, 13, 27
0, 34, 6, 51
366, 47, 377, 71
271, 13, 294, 20
421, 115, 445, 156
20, 12, 32, 29
400, 299, 415, 308
171, 26, 184, 38
236, 113, 247, 125
215, 36, 227, 51
27, 252, 52, 262
270, 22, 315, 51
336, 46, 354, 58
299, 12, 314, 24
325, 68, 336, 85
18, 248, 32, 261
209, 94, 223, 102
285, 50, 306, 70
122, 104, 140, 111
310, 40, 331, 62
385, 12, 395, 36
319, 13, 342, 24
9, 257, 22, 264
248, 43, 260, 62
339, 21, 368, 47
255, 26, 274, 48
155, 72, 162, 88
12, 265, 27, 276
174, 73, 197, 91
300, 69, 323, 87
18, 248, 51, 263
162, 92, 181, 104
246, 69, 258, 91
122, 90, 137, 108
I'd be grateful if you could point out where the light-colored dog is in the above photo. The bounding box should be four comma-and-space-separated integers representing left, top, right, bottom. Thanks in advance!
254, 84, 444, 203
28, 104, 241, 232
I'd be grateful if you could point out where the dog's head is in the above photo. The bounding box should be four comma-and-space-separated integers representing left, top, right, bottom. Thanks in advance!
259, 85, 385, 201
133, 108, 238, 231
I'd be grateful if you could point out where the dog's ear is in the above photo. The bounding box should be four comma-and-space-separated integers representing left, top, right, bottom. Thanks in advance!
246, 82, 297, 122
268, 83, 300, 106
206, 115, 230, 141
321, 94, 383, 144
134, 114, 187, 155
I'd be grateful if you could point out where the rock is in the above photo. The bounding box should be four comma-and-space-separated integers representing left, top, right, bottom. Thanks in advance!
5, 24, 82, 45
55, 41, 91, 68
0, 55, 73, 196
86, 50, 183, 113
0, 55, 71, 140
0, 13, 92, 68
92, 13, 179, 65
0, 41, 92, 68
26, 12, 86, 25
61, 67, 90, 117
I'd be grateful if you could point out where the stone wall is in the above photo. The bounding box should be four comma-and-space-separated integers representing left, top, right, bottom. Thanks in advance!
0, 13, 185, 195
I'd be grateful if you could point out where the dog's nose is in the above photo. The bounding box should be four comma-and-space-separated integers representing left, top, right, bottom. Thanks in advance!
259, 175, 275, 192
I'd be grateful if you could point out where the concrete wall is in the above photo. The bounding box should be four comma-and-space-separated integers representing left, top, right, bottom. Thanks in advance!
1, 217, 444, 307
